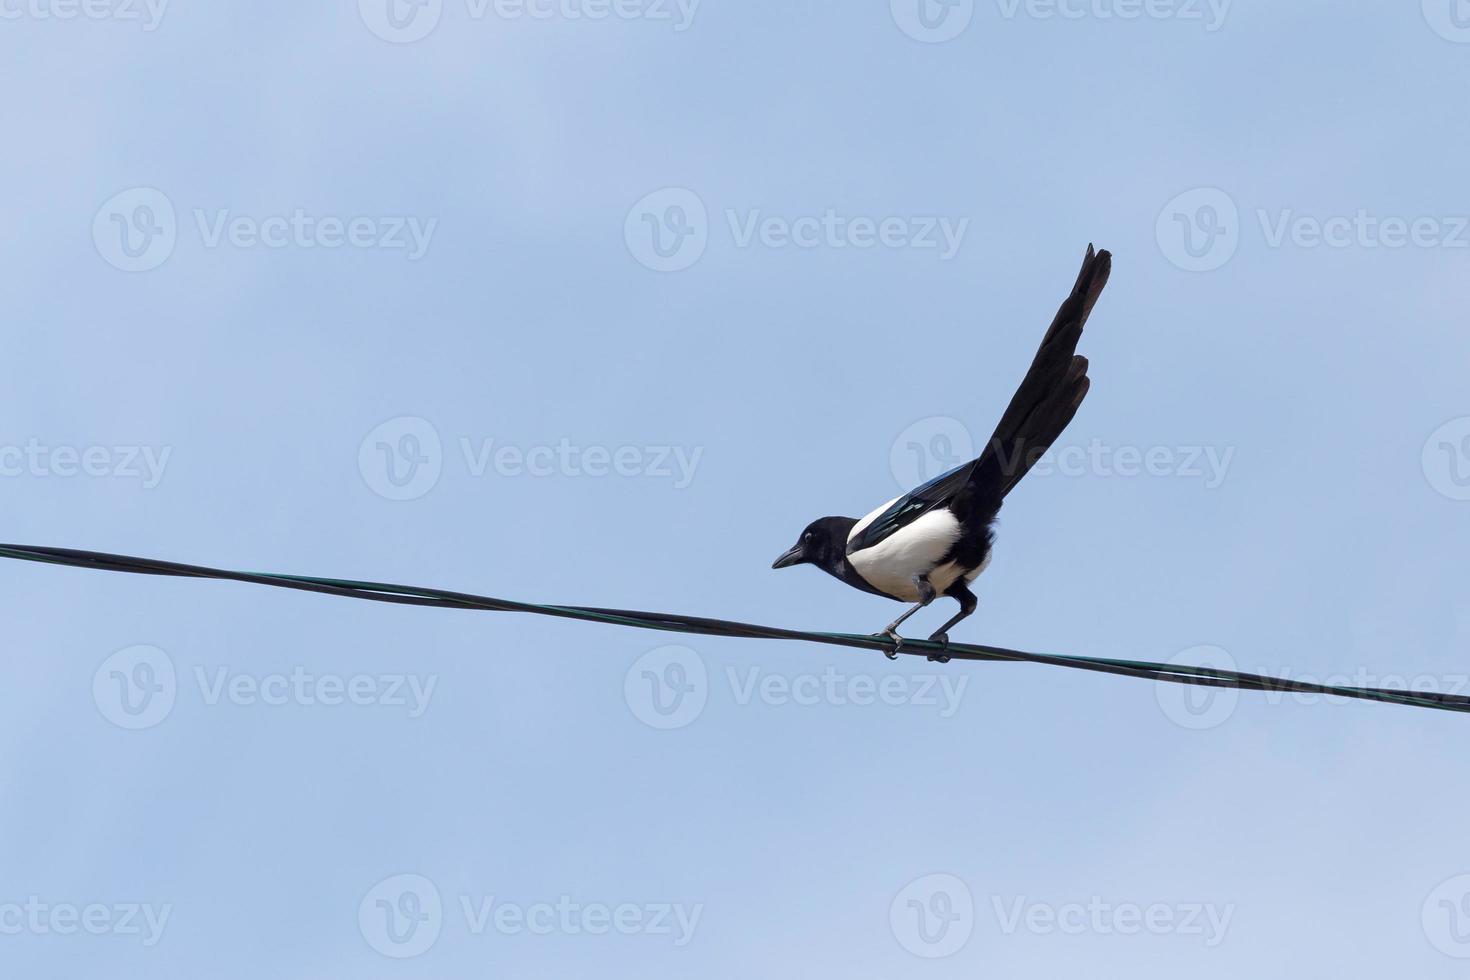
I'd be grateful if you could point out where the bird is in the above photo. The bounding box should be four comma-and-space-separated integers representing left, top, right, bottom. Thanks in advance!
771, 244, 1112, 662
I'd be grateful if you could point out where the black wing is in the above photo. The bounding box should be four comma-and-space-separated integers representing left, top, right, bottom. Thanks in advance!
970, 244, 1111, 505
846, 245, 1112, 557
846, 459, 977, 556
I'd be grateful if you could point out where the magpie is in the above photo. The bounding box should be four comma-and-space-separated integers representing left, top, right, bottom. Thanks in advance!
771, 245, 1112, 662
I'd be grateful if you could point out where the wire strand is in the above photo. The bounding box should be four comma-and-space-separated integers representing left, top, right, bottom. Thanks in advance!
1, 543, 1465, 715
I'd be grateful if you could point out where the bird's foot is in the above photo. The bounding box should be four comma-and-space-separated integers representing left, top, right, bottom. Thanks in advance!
872, 629, 904, 660
926, 632, 952, 664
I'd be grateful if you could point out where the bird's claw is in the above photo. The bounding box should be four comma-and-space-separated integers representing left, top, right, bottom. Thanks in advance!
926, 632, 952, 664
873, 630, 904, 660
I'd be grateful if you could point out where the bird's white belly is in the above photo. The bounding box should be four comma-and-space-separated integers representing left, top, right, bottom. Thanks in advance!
847, 507, 963, 601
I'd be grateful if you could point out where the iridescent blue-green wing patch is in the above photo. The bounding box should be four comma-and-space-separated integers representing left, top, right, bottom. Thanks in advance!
845, 459, 977, 555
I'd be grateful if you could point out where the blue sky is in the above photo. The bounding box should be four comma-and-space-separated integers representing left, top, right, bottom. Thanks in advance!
3, 0, 1470, 976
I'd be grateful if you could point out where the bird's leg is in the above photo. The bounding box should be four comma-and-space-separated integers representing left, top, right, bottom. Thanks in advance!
874, 575, 937, 660
926, 583, 978, 664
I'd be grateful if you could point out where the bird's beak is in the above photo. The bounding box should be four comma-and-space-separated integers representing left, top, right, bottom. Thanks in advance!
771, 544, 804, 570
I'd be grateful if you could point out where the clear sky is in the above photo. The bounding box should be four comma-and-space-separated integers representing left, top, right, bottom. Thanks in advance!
3, 1, 1470, 976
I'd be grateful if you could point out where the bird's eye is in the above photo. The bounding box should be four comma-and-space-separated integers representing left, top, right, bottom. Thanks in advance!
803, 532, 812, 543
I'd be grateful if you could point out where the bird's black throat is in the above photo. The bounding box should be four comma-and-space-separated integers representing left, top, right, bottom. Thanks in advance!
798, 516, 898, 600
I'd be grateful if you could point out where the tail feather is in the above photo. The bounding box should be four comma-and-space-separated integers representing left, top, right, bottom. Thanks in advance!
967, 245, 1111, 508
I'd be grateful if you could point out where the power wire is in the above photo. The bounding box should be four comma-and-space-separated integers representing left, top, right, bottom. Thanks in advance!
1, 543, 1465, 715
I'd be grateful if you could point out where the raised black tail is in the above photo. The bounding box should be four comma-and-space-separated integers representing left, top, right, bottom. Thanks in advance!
968, 244, 1112, 508
843, 246, 1113, 558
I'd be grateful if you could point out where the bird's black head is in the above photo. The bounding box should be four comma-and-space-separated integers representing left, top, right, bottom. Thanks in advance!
772, 516, 855, 574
